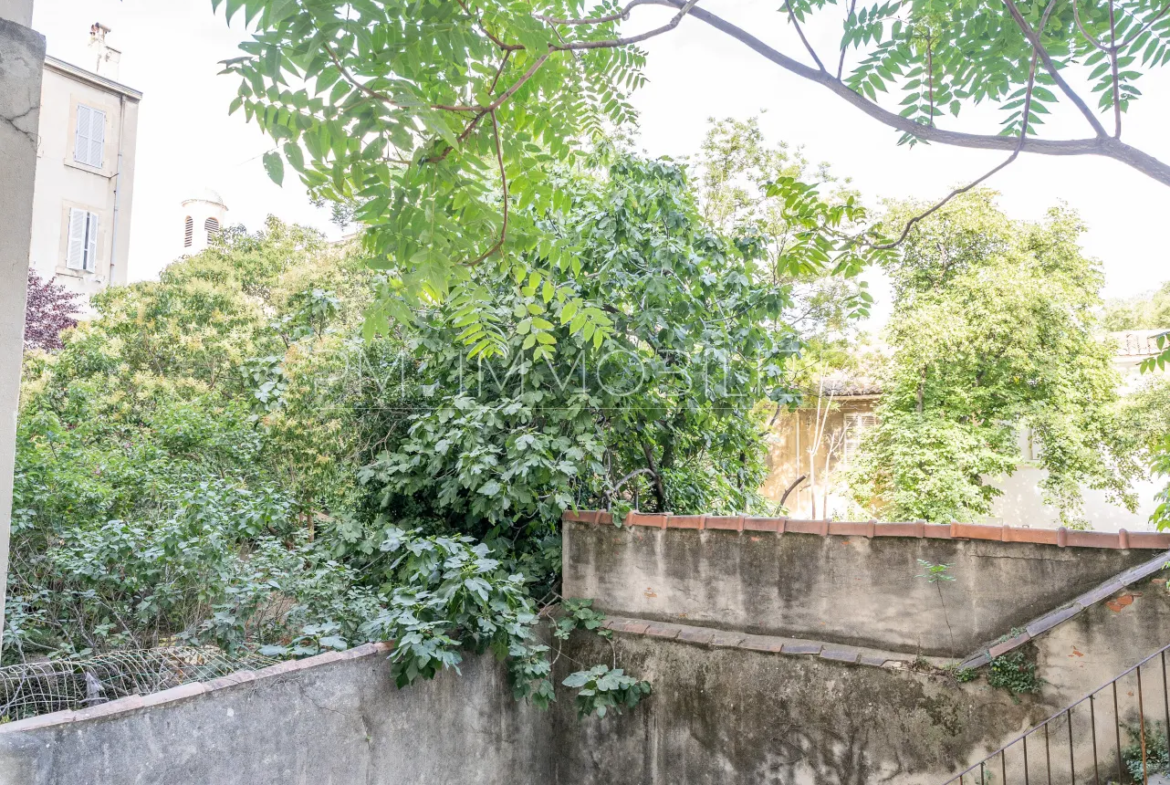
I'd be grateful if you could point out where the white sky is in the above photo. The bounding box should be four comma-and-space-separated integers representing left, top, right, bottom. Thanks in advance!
31, 0, 1170, 322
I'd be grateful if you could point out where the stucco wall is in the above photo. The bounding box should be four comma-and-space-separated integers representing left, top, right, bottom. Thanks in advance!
562, 518, 1156, 656
29, 60, 140, 297
1, 580, 1168, 785
0, 644, 551, 785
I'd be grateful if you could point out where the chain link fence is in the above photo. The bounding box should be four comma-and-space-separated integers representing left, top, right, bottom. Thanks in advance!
0, 647, 279, 722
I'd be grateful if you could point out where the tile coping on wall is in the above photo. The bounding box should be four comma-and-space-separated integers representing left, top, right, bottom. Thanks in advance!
955, 548, 1170, 671
564, 510, 1170, 550
0, 642, 396, 735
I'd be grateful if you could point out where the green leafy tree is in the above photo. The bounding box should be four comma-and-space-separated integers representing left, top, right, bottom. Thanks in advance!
349, 150, 838, 592
217, 0, 1170, 345
219, 2, 899, 355
847, 190, 1142, 526
1103, 281, 1170, 332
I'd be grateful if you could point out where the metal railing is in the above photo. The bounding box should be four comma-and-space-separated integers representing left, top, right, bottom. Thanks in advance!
945, 642, 1170, 785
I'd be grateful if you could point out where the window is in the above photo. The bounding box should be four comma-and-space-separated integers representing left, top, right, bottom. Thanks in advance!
184, 216, 194, 248
73, 105, 106, 168
66, 208, 99, 273
843, 412, 877, 464
204, 217, 220, 243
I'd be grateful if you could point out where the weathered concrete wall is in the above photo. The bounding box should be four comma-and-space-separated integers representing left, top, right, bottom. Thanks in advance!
0, 644, 552, 785
563, 519, 1155, 656
1, 578, 1167, 785
553, 579, 1170, 785
0, 9, 44, 651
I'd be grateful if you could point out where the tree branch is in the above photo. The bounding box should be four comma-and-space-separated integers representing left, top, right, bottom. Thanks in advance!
779, 474, 807, 507
649, 0, 1170, 186
873, 1, 1050, 249
1001, 0, 1109, 138
837, 0, 857, 80
784, 0, 826, 72
467, 110, 509, 266
1122, 0, 1170, 48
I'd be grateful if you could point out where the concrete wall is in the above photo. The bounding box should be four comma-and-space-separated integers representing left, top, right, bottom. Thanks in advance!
562, 518, 1156, 656
1, 580, 1168, 785
0, 644, 552, 785
0, 8, 44, 653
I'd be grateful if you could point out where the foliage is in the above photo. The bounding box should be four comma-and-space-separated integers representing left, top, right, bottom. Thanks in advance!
1103, 282, 1170, 332
847, 190, 1141, 526
987, 649, 1043, 699
1105, 281, 1170, 374
562, 663, 651, 719
352, 150, 853, 591
9, 219, 373, 659
218, 0, 894, 358
1122, 721, 1170, 783
23, 269, 81, 352
915, 559, 954, 583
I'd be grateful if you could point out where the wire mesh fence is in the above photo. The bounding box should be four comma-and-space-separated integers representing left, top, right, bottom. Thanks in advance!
0, 647, 280, 722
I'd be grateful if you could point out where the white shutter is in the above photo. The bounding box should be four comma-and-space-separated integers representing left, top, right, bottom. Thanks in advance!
87, 109, 106, 168
73, 105, 105, 167
66, 208, 87, 270
84, 212, 99, 272
74, 105, 91, 165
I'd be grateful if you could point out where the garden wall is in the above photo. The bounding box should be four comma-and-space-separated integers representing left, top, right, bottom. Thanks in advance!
0, 643, 552, 785
562, 511, 1165, 656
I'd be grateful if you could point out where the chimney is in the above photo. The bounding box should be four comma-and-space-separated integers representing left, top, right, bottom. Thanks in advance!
88, 22, 121, 81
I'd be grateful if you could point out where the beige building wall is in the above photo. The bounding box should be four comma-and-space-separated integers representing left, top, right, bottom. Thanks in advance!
29, 55, 140, 298
761, 397, 876, 519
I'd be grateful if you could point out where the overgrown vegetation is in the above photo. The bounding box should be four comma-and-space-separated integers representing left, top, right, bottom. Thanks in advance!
11, 134, 871, 716
846, 191, 1145, 526
1122, 721, 1170, 783
987, 648, 1043, 700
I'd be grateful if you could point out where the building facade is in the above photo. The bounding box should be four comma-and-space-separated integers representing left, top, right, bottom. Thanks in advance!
28, 25, 140, 299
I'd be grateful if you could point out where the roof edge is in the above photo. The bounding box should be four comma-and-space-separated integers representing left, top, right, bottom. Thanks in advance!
44, 55, 143, 100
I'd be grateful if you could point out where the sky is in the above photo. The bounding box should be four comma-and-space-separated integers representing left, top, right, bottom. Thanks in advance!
31, 0, 1170, 322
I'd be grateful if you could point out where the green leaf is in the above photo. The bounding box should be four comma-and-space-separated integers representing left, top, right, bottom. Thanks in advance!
263, 150, 285, 186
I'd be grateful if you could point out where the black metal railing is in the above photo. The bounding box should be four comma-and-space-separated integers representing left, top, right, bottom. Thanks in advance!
945, 642, 1170, 785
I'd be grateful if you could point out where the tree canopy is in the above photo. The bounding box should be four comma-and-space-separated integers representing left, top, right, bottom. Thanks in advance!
846, 190, 1144, 525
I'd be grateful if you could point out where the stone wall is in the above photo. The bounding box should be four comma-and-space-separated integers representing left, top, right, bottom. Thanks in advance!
562, 513, 1162, 656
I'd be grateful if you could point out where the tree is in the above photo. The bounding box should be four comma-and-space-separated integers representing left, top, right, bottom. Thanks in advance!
350, 149, 841, 592
23, 269, 81, 352
846, 190, 1142, 526
220, 1, 886, 353
221, 0, 1170, 337
1103, 281, 1170, 331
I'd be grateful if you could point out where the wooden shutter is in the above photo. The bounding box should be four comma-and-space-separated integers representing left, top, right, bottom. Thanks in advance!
84, 212, 99, 272
66, 208, 87, 270
184, 216, 194, 247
